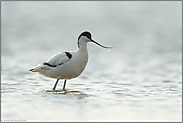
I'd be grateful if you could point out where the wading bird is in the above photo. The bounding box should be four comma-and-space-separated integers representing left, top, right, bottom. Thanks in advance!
29, 31, 113, 90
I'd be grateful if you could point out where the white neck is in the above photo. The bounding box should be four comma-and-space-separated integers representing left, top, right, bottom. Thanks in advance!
75, 39, 89, 66
77, 39, 88, 53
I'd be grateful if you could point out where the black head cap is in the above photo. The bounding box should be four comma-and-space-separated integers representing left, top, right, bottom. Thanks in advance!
77, 31, 92, 48
78, 31, 92, 41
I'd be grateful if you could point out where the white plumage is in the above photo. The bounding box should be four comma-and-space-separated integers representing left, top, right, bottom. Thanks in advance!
29, 31, 113, 90
48, 52, 70, 66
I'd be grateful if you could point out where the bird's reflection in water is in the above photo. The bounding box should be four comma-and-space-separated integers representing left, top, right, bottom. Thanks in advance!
40, 90, 87, 96
40, 90, 88, 101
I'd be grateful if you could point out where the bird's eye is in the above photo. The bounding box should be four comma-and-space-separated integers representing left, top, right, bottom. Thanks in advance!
41, 68, 43, 69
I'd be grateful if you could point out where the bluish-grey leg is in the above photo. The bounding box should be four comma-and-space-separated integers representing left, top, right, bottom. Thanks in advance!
52, 77, 60, 90
63, 79, 67, 90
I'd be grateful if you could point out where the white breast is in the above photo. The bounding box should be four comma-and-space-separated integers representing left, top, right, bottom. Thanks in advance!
43, 50, 88, 79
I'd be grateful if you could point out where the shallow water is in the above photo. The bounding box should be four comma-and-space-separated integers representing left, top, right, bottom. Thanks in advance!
1, 1, 182, 122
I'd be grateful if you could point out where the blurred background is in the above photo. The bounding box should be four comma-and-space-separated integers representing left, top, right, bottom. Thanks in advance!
1, 1, 182, 122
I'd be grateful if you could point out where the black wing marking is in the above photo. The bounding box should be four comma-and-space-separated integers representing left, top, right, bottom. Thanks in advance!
65, 52, 72, 59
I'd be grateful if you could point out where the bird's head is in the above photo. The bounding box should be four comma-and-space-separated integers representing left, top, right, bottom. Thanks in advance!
77, 31, 113, 49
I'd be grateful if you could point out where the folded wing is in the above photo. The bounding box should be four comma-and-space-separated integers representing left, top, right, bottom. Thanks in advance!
44, 52, 71, 67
